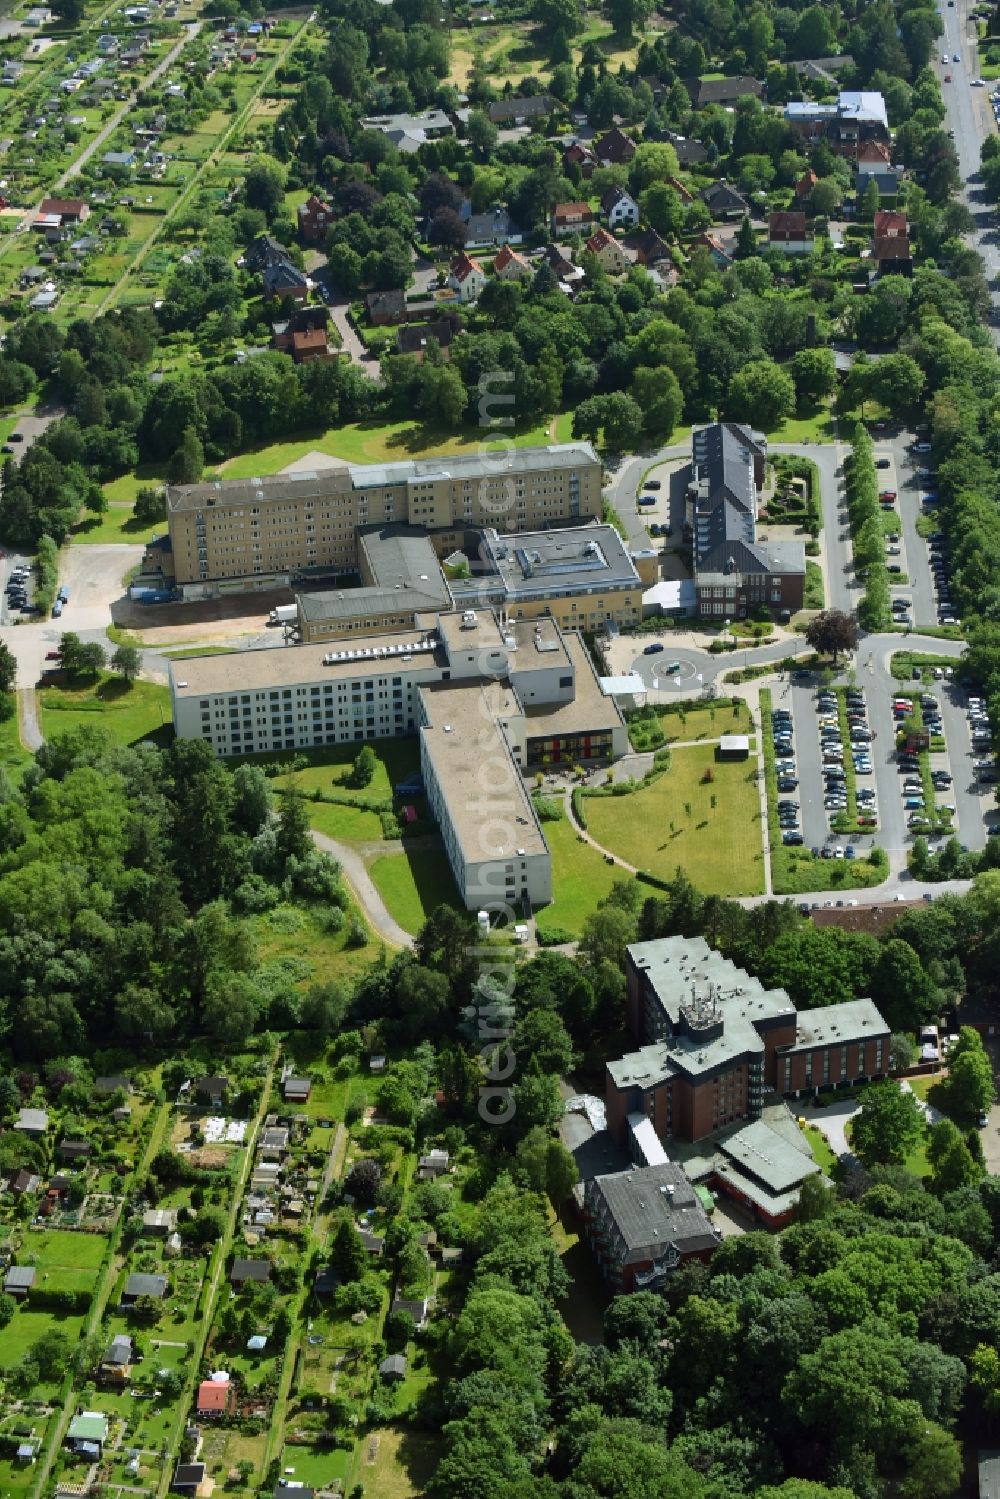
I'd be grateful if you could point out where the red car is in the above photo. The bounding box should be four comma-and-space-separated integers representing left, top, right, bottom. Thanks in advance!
879, 490, 896, 501
44, 649, 60, 660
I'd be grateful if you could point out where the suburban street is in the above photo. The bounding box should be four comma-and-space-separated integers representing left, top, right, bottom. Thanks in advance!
938, 0, 1000, 334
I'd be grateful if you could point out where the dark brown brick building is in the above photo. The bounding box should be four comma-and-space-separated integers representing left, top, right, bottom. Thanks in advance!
606, 937, 889, 1148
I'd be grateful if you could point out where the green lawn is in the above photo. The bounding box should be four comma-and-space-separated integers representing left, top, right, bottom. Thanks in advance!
271, 739, 420, 802
103, 466, 167, 505
369, 847, 461, 934
305, 799, 384, 843
30, 1228, 108, 1270
215, 417, 561, 481
3, 1305, 88, 1368
536, 808, 623, 939
803, 1123, 838, 1176
584, 744, 766, 896
659, 700, 753, 745
71, 502, 161, 546
0, 700, 33, 780
768, 406, 836, 444
39, 673, 171, 746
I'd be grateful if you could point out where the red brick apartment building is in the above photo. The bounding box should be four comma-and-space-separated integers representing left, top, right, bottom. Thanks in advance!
606, 937, 890, 1147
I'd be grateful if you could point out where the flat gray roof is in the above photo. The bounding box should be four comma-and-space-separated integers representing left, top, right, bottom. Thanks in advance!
418, 679, 548, 863
476, 522, 638, 599
523, 632, 624, 738
358, 523, 450, 601
612, 937, 795, 1084
297, 586, 447, 622
719, 1118, 820, 1194
785, 997, 889, 1052
167, 443, 599, 514
980, 1452, 1000, 1499
167, 467, 351, 513
588, 1161, 719, 1260
169, 629, 442, 698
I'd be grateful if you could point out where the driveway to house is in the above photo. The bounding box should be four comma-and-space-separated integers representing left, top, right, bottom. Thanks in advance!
327, 297, 371, 370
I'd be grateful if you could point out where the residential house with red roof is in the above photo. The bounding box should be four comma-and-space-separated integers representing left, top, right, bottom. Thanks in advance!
493, 244, 532, 280
552, 201, 595, 237
447, 251, 485, 302
585, 227, 630, 274
768, 210, 814, 254
196, 1376, 233, 1416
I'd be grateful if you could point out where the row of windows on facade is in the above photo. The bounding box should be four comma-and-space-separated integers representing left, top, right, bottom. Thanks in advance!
781, 1040, 883, 1089
199, 680, 407, 705
202, 707, 405, 728
208, 727, 386, 746
705, 596, 782, 613
206, 709, 410, 733
190, 480, 584, 531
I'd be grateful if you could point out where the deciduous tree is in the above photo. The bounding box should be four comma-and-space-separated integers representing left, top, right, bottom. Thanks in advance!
851, 1082, 925, 1167
804, 609, 860, 662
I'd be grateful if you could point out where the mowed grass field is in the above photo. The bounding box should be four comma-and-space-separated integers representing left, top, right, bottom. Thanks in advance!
71, 502, 162, 546
306, 799, 384, 843
272, 739, 420, 801
535, 809, 624, 939
39, 674, 171, 746
584, 744, 766, 895
656, 701, 754, 744
216, 417, 563, 479
369, 847, 460, 934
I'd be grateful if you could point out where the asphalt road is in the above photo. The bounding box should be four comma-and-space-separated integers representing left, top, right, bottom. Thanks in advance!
938, 0, 1000, 335
883, 430, 938, 630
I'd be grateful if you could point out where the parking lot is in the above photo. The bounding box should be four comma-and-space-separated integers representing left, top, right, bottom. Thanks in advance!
760, 651, 997, 870
869, 429, 953, 631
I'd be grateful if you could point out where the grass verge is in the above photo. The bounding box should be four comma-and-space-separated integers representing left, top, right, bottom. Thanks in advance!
535, 804, 624, 940
804, 561, 825, 610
